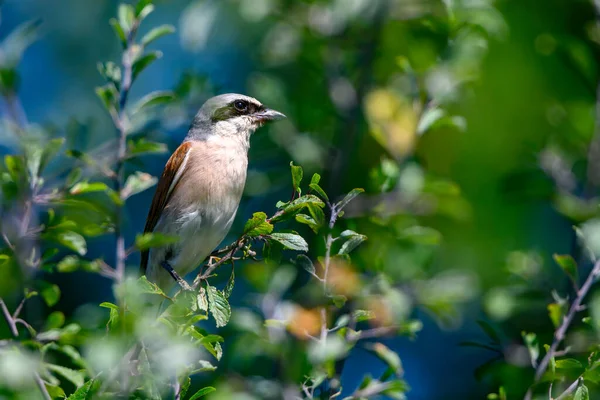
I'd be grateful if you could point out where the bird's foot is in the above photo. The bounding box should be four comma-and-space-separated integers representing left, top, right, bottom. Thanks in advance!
207, 255, 221, 265
160, 261, 192, 291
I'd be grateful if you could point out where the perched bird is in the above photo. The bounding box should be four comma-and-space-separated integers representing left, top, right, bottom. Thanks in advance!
140, 93, 285, 291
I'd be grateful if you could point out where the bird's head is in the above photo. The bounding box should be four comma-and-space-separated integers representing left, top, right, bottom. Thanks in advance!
188, 93, 285, 144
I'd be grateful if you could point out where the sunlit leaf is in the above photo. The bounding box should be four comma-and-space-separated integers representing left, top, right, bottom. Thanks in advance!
141, 24, 175, 47
309, 173, 329, 201
127, 138, 168, 157
338, 230, 367, 255
271, 195, 325, 223
336, 188, 364, 211
269, 232, 309, 252
290, 161, 303, 195
39, 282, 61, 307
45, 363, 85, 388
207, 284, 231, 328
295, 254, 316, 275
117, 4, 135, 33
132, 50, 162, 80
555, 358, 583, 369
553, 254, 579, 287
243, 211, 273, 237
66, 379, 96, 400
130, 90, 175, 116
188, 387, 216, 399
122, 171, 157, 199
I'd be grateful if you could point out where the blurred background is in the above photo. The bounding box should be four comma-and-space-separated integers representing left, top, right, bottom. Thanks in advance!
1, 0, 600, 398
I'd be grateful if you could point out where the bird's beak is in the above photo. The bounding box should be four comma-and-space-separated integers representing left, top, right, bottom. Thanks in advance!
254, 108, 286, 122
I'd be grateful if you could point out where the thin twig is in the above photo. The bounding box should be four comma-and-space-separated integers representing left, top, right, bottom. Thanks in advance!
349, 381, 393, 398
0, 297, 51, 400
555, 376, 582, 400
524, 259, 600, 400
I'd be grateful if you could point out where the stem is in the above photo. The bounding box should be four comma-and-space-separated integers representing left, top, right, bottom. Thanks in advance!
323, 202, 338, 290
113, 22, 139, 283
0, 298, 51, 400
524, 259, 600, 400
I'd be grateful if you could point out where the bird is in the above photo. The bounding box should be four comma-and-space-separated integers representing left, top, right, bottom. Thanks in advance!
140, 93, 285, 291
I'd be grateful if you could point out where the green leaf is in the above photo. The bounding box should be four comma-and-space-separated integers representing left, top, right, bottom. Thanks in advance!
109, 18, 127, 48
40, 282, 61, 307
417, 106, 445, 134
353, 309, 375, 322
269, 232, 309, 252
243, 212, 273, 237
336, 188, 364, 211
309, 173, 329, 201
95, 84, 118, 112
224, 269, 235, 299
57, 255, 80, 273
45, 384, 66, 399
117, 4, 135, 33
271, 195, 325, 223
179, 377, 191, 400
332, 295, 347, 308
366, 343, 403, 376
574, 384, 589, 400
0, 19, 41, 69
137, 3, 155, 20
555, 358, 583, 369
69, 181, 109, 195
290, 161, 303, 195
122, 171, 157, 199
295, 213, 319, 233
137, 276, 169, 298
207, 284, 231, 328
56, 231, 87, 255
66, 379, 96, 400
127, 138, 167, 157
97, 61, 121, 88
547, 303, 564, 328
44, 311, 65, 330
141, 24, 175, 47
521, 331, 539, 368
134, 232, 179, 251
99, 302, 119, 330
130, 90, 175, 116
189, 387, 216, 399
338, 230, 367, 255
45, 363, 85, 388
132, 51, 162, 81
553, 254, 579, 286
295, 254, 315, 275
135, 0, 153, 16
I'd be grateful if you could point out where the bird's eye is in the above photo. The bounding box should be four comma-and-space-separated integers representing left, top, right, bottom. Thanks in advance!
233, 100, 248, 112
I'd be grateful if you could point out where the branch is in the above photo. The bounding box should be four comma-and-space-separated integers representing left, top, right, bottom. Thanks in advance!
347, 381, 393, 399
524, 259, 600, 400
555, 377, 582, 400
193, 239, 247, 286
112, 20, 140, 283
0, 298, 51, 400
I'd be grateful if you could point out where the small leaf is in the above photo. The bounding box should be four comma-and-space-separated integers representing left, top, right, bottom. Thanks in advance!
295, 213, 319, 233
574, 383, 589, 400
521, 331, 539, 368
66, 379, 96, 400
69, 181, 109, 195
39, 138, 65, 175
555, 358, 583, 369
270, 195, 325, 223
97, 61, 121, 87
295, 254, 315, 275
95, 84, 118, 112
224, 269, 235, 299
45, 363, 85, 388
132, 51, 162, 80
130, 90, 175, 115
197, 287, 208, 312
109, 18, 126, 48
141, 24, 175, 47
137, 3, 155, 20
290, 161, 303, 195
309, 173, 329, 201
366, 343, 403, 375
57, 255, 80, 273
338, 230, 367, 255
243, 212, 273, 237
416, 106, 445, 135
134, 232, 179, 251
553, 254, 579, 286
336, 188, 364, 211
127, 138, 167, 157
547, 303, 563, 328
207, 284, 231, 328
137, 276, 168, 298
269, 232, 309, 252
189, 387, 216, 400
56, 231, 87, 255
40, 282, 61, 307
44, 311, 65, 330
122, 171, 157, 199
117, 4, 135, 33
332, 295, 346, 308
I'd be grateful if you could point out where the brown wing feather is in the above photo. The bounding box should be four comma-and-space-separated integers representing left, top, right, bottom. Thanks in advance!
140, 141, 193, 275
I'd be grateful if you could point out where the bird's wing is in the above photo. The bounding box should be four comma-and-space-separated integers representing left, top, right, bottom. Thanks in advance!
140, 141, 193, 275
